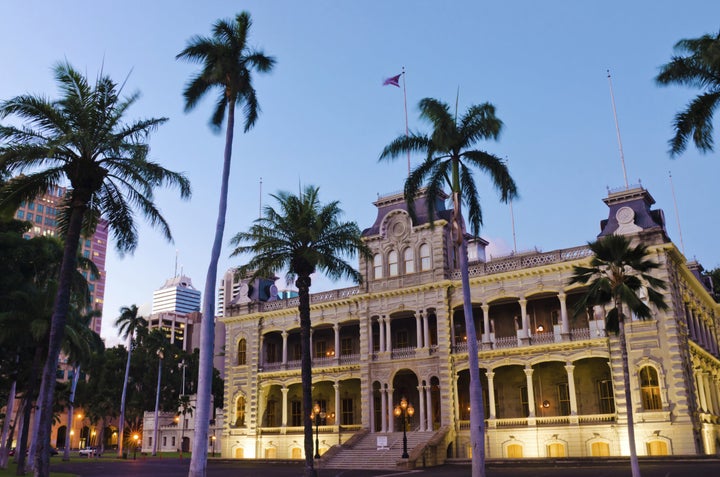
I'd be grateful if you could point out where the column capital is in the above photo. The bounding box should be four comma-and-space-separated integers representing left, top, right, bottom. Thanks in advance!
486, 371, 495, 380
564, 364, 575, 373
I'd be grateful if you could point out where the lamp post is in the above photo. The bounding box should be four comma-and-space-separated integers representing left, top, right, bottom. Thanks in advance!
393, 397, 415, 459
312, 402, 326, 459
132, 434, 139, 460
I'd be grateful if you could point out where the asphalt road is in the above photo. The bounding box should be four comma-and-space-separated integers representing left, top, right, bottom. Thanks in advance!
50, 458, 720, 477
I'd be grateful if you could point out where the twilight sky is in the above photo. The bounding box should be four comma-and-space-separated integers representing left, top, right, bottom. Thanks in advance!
2, 1, 719, 346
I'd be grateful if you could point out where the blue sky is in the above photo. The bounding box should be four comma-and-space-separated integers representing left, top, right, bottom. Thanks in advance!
2, 1, 719, 345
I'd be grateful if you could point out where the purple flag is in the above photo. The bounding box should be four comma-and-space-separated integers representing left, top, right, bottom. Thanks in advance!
382, 74, 401, 87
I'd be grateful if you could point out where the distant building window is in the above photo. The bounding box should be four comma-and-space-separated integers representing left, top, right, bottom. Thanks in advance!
85, 239, 91, 247
28, 202, 35, 210
56, 368, 65, 379
420, 244, 431, 270
83, 250, 90, 258
640, 366, 662, 410
27, 213, 33, 221
237, 339, 246, 365
17, 210, 24, 219
163, 436, 167, 447
37, 204, 44, 213
403, 248, 414, 274
388, 250, 398, 276
35, 215, 42, 223
171, 436, 176, 447
373, 254, 383, 279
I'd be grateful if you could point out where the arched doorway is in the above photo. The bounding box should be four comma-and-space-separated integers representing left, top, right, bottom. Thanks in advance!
392, 370, 419, 431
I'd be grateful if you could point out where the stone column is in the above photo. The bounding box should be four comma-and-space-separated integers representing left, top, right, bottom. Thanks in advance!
482, 303, 491, 343
380, 386, 388, 432
425, 385, 433, 431
387, 387, 395, 433
417, 384, 426, 431
369, 387, 376, 432
423, 311, 430, 349
565, 364, 578, 416
559, 293, 570, 337
697, 370, 708, 412
258, 334, 265, 367
334, 382, 341, 426
379, 316, 386, 353
281, 385, 288, 427
368, 319, 375, 355
524, 365, 535, 418
487, 371, 496, 419
415, 313, 423, 350
334, 323, 340, 363
385, 316, 392, 352
281, 331, 288, 366
520, 299, 530, 338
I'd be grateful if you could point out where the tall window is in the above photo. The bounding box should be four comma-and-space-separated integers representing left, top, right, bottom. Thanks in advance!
373, 254, 383, 279
396, 330, 409, 348
266, 342, 278, 363
235, 396, 245, 426
341, 337, 353, 356
388, 250, 399, 276
341, 398, 354, 424
266, 399, 276, 427
640, 366, 662, 410
556, 383, 570, 415
598, 379, 615, 413
403, 247, 415, 274
420, 243, 431, 270
314, 340, 326, 358
520, 386, 529, 417
237, 339, 247, 365
291, 400, 302, 426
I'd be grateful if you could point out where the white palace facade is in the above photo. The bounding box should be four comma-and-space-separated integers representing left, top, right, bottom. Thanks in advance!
218, 185, 720, 467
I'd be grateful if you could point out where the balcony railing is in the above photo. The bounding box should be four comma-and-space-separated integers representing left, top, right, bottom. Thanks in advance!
391, 346, 416, 359
458, 413, 615, 430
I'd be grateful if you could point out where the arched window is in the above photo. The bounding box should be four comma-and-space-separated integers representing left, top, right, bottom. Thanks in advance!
388, 250, 399, 276
403, 247, 415, 274
419, 243, 431, 270
237, 338, 247, 365
235, 396, 246, 427
639, 366, 662, 410
373, 254, 383, 279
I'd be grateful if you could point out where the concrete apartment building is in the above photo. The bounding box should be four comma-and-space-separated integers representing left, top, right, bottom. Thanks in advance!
217, 185, 719, 468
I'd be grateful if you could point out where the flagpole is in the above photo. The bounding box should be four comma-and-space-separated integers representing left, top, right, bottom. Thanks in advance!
668, 170, 686, 256
607, 70, 629, 189
402, 66, 410, 176
507, 157, 517, 253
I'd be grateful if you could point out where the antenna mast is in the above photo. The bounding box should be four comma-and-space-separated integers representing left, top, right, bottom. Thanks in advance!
607, 70, 629, 189
259, 177, 263, 219
669, 171, 686, 256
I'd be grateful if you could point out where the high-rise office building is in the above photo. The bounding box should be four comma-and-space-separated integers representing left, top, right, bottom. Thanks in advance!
149, 275, 202, 352
13, 184, 108, 335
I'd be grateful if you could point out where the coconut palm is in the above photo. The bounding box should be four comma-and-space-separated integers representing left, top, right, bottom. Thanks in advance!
114, 305, 147, 458
656, 29, 720, 156
379, 97, 516, 477
176, 12, 275, 475
0, 62, 190, 477
568, 234, 667, 477
230, 186, 369, 477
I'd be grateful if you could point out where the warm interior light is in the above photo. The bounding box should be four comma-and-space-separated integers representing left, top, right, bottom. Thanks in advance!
536, 324, 545, 332
542, 400, 550, 408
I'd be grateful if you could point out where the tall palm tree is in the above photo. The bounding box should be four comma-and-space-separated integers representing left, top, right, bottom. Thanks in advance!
114, 305, 147, 458
230, 186, 369, 477
0, 62, 190, 477
656, 29, 720, 156
379, 97, 516, 477
568, 234, 667, 477
176, 12, 275, 476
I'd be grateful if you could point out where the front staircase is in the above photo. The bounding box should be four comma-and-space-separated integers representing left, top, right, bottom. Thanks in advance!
321, 431, 436, 470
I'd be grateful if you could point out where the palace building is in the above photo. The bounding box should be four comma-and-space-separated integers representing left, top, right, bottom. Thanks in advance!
218, 185, 719, 468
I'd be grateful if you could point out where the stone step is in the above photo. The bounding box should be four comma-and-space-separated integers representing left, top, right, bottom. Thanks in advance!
322, 431, 434, 469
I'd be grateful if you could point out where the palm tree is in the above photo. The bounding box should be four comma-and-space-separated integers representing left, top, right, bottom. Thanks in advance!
379, 97, 516, 477
568, 234, 667, 477
656, 29, 720, 156
114, 305, 147, 458
176, 12, 275, 476
0, 62, 190, 477
230, 186, 369, 477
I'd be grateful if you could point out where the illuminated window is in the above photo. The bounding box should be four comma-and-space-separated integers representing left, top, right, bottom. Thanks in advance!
646, 440, 668, 455
591, 441, 610, 456
420, 244, 431, 270
403, 248, 414, 274
388, 250, 398, 276
640, 366, 662, 410
547, 443, 566, 457
235, 396, 245, 426
506, 444, 523, 457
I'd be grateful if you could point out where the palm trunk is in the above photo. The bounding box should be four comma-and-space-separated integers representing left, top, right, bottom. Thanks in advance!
19, 347, 43, 475
617, 301, 641, 477
0, 353, 19, 469
34, 203, 85, 477
152, 356, 163, 456
117, 337, 133, 458
189, 97, 235, 477
297, 275, 315, 477
63, 365, 81, 461
459, 237, 486, 477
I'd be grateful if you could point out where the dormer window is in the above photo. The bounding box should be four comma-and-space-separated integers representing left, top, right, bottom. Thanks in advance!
404, 247, 415, 274
373, 254, 383, 279
388, 250, 399, 276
